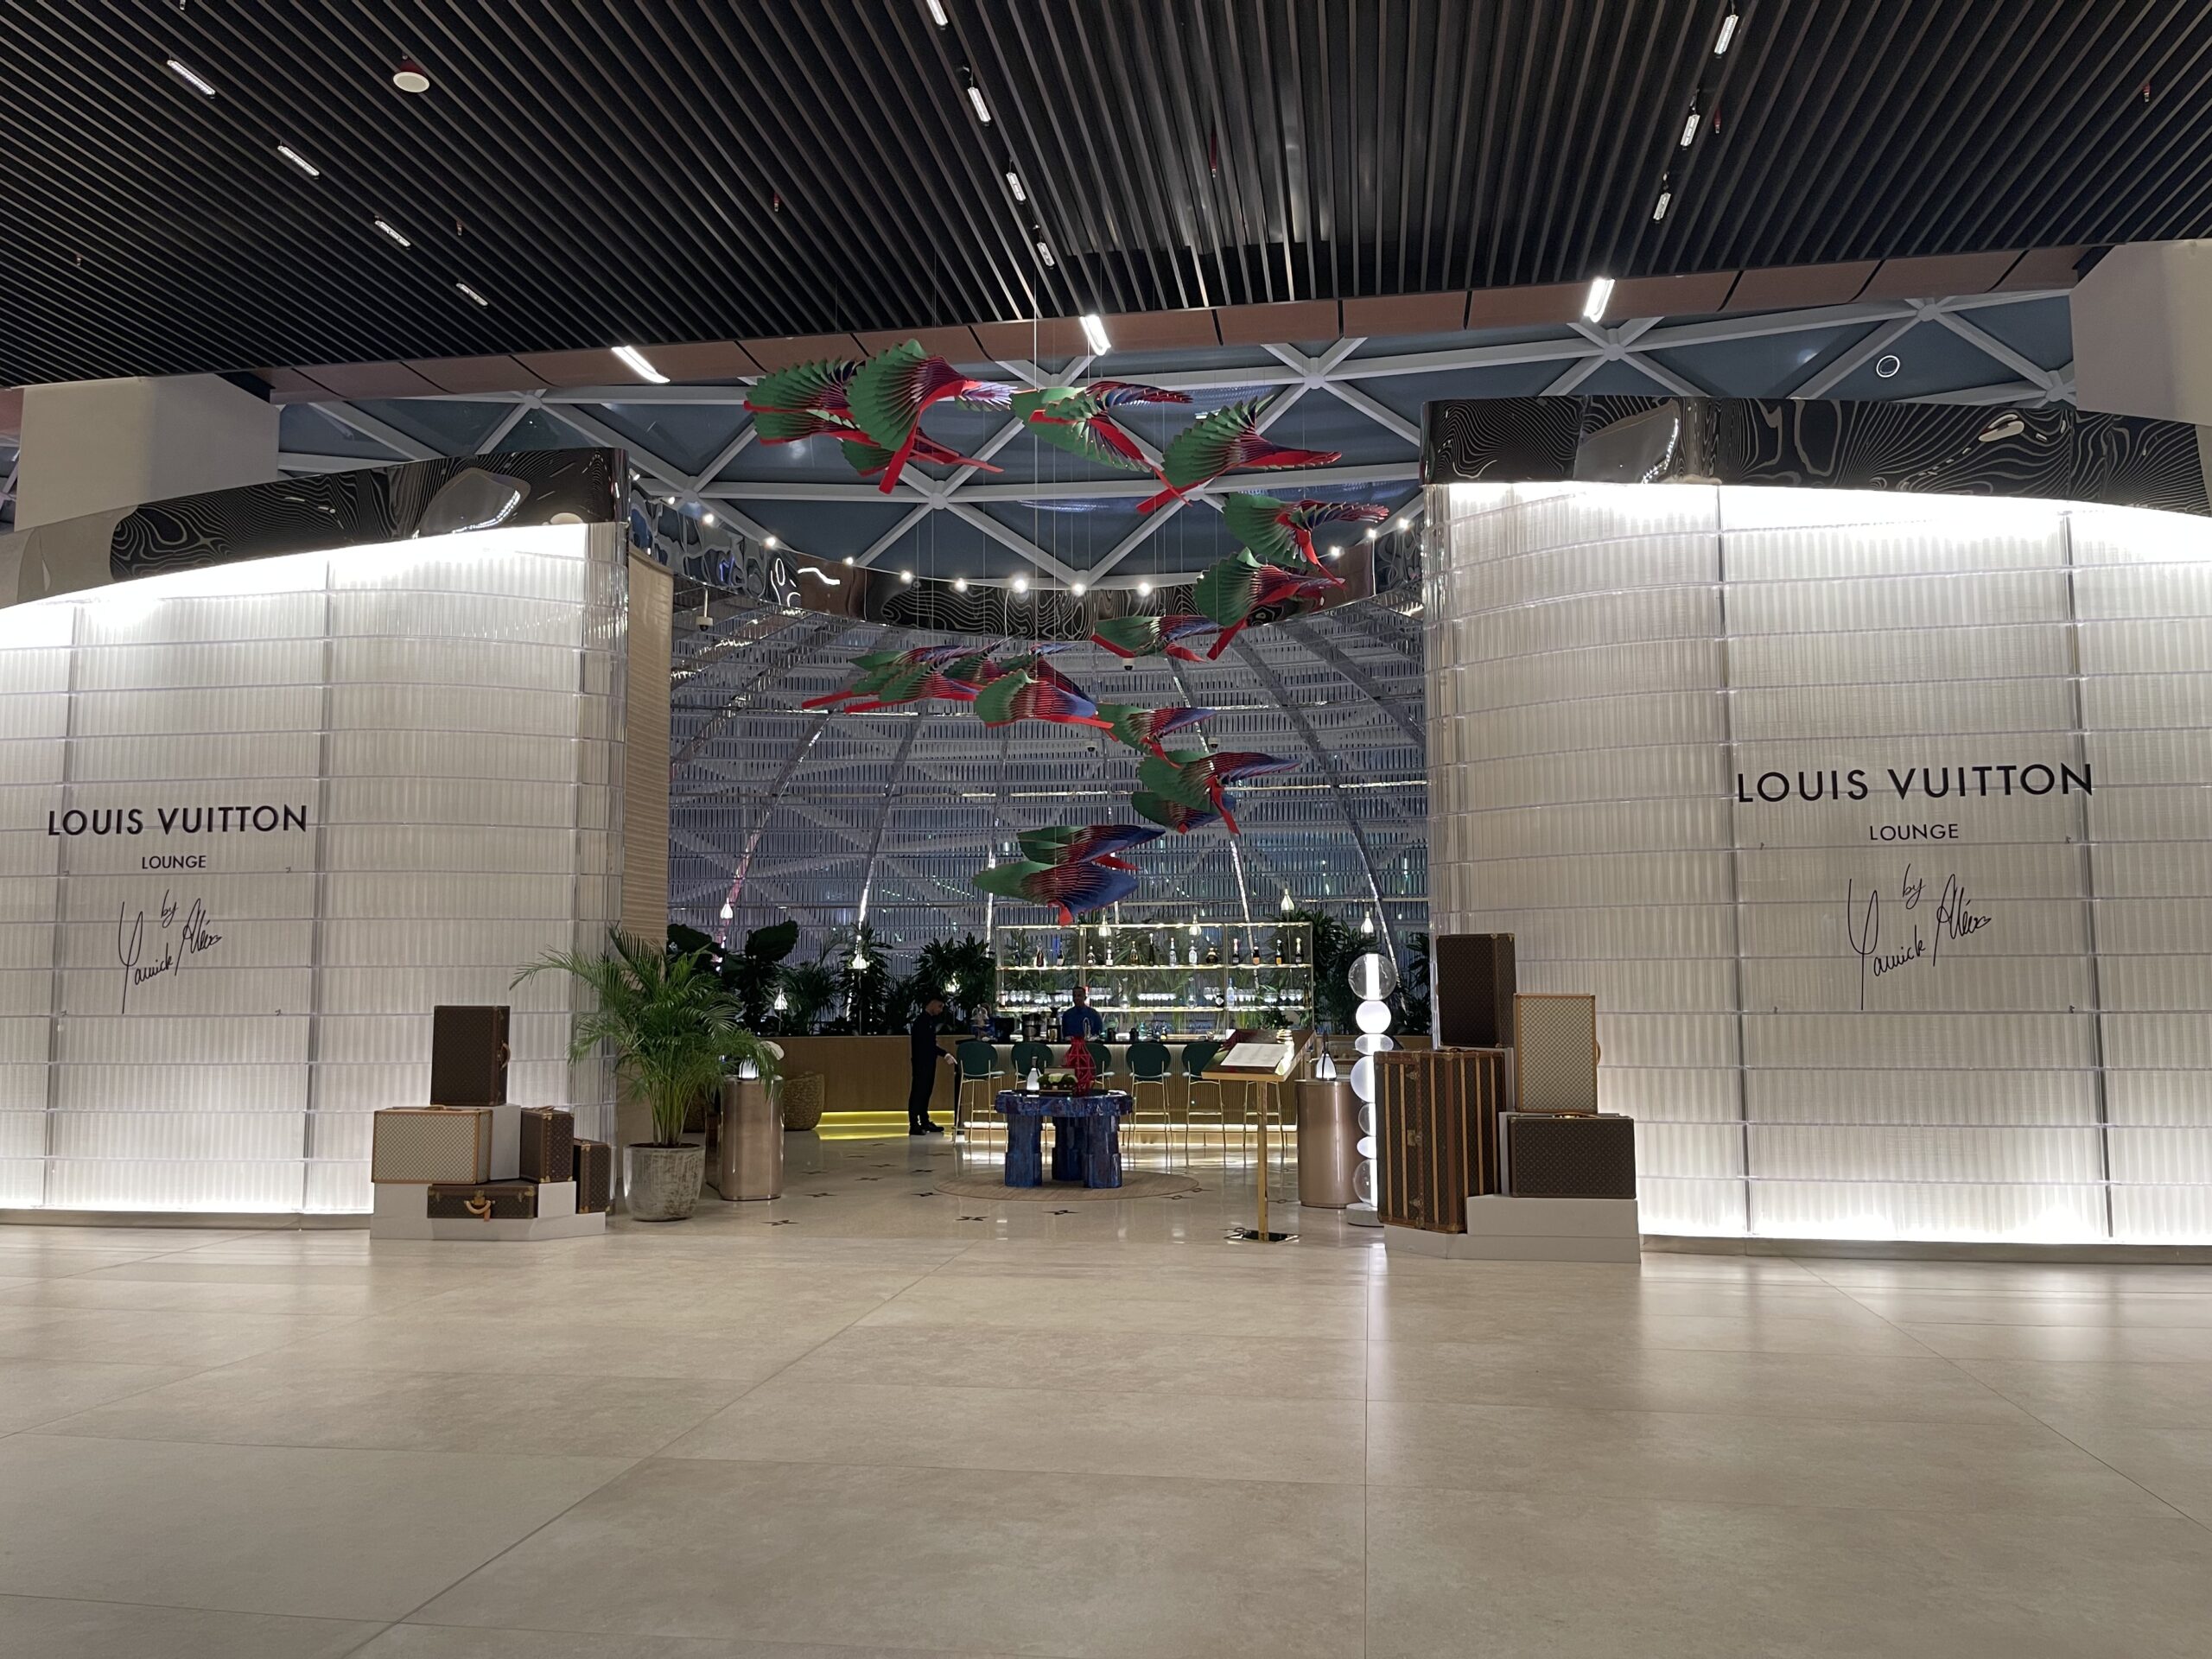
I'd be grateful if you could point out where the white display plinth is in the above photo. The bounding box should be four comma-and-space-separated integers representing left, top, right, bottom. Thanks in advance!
369, 1177, 604, 1242
1382, 1195, 1642, 1263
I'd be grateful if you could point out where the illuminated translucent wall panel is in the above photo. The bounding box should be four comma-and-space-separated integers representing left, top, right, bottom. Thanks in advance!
1427, 480, 2212, 1243
0, 522, 624, 1213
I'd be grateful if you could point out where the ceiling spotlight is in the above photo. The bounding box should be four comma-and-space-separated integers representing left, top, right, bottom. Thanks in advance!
163, 58, 217, 97
899, 569, 914, 582
764, 533, 779, 549
613, 344, 668, 384
925, 0, 949, 24
1071, 582, 1086, 596
1361, 912, 1376, 936
1036, 240, 1057, 267
1006, 170, 1027, 201
1652, 188, 1672, 222
842, 555, 855, 565
702, 511, 716, 526
1679, 105, 1700, 147
1714, 8, 1740, 54
720, 901, 734, 921
1582, 275, 1615, 321
1365, 527, 1379, 541
1135, 580, 1153, 595
966, 84, 992, 124
1279, 891, 1294, 913
275, 143, 321, 177
372, 217, 413, 249
1080, 313, 1112, 354
1011, 575, 1030, 593
953, 576, 969, 591
454, 280, 489, 307
1395, 516, 1410, 530
1325, 549, 1342, 561
391, 58, 432, 93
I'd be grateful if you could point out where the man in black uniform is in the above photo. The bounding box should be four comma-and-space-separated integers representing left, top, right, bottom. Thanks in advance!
907, 994, 950, 1135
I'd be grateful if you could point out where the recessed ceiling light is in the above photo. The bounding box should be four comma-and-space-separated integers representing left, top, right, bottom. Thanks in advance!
953, 576, 969, 591
1875, 353, 1903, 379
702, 511, 716, 526
1011, 575, 1030, 593
1136, 580, 1153, 595
392, 58, 431, 93
372, 217, 412, 249
1036, 240, 1056, 267
899, 569, 914, 582
966, 85, 991, 124
1395, 516, 1410, 530
275, 143, 320, 177
1006, 170, 1026, 201
1679, 106, 1700, 148
454, 280, 489, 307
925, 0, 949, 24
1582, 276, 1614, 321
1652, 188, 1672, 221
764, 534, 779, 549
1071, 582, 1086, 596
1713, 9, 1739, 54
1365, 527, 1379, 541
842, 555, 855, 565
164, 58, 216, 97
613, 344, 668, 384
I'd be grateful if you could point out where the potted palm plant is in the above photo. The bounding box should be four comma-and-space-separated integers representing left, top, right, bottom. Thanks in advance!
518, 929, 779, 1222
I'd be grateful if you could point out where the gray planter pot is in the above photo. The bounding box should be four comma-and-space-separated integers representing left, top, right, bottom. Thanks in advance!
625, 1143, 705, 1222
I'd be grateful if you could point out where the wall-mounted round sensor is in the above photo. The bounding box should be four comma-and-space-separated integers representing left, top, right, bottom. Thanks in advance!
1874, 353, 1902, 379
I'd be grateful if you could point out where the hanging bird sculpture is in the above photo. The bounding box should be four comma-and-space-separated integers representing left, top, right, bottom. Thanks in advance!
1016, 823, 1165, 871
1130, 790, 1230, 836
849, 341, 1016, 493
1093, 702, 1216, 759
1014, 381, 1191, 484
973, 859, 1140, 925
1192, 551, 1342, 658
1137, 748, 1299, 835
1090, 612, 1224, 662
1136, 397, 1342, 513
744, 358, 1001, 483
1222, 493, 1392, 575
971, 668, 1112, 733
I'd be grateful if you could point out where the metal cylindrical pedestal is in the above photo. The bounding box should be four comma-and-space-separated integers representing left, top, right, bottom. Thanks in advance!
1296, 1080, 1358, 1208
715, 1077, 785, 1201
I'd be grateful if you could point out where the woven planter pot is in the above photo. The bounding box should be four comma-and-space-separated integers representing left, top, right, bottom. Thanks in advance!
780, 1071, 825, 1131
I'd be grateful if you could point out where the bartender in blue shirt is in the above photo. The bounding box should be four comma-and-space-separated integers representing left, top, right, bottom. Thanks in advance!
1058, 984, 1104, 1042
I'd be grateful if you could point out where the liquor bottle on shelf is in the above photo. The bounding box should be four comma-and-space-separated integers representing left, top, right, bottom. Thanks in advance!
1273, 931, 1285, 965
1230, 935, 1243, 967
1204, 938, 1220, 966
1166, 935, 1179, 967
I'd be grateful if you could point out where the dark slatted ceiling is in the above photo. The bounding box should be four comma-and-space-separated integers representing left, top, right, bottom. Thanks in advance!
3, 0, 2208, 385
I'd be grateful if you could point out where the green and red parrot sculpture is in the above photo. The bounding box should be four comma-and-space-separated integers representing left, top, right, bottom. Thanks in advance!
971, 667, 1113, 733
1013, 380, 1191, 485
973, 858, 1140, 924
849, 341, 1017, 493
1192, 550, 1342, 657
744, 359, 998, 483
1090, 612, 1224, 662
1137, 748, 1299, 835
1092, 702, 1216, 759
1136, 397, 1342, 513
799, 645, 966, 709
1016, 823, 1165, 871
1130, 790, 1230, 835
1222, 493, 1392, 575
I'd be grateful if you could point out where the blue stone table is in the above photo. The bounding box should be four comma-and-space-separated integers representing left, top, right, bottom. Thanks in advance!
995, 1090, 1135, 1189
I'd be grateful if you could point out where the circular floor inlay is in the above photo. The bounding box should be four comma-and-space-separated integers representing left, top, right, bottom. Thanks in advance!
931, 1169, 1205, 1202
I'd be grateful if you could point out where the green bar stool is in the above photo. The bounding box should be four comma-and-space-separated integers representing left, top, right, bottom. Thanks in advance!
1125, 1039, 1173, 1167
1182, 1039, 1224, 1160
954, 1038, 1005, 1160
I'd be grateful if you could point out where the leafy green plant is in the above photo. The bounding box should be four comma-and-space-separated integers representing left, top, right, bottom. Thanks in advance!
915, 933, 995, 1022
776, 959, 840, 1033
668, 919, 798, 1029
518, 929, 778, 1147
1289, 908, 1360, 1033
1395, 930, 1432, 1034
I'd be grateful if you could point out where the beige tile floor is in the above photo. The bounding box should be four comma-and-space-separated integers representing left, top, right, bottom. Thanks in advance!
3, 1131, 2212, 1657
